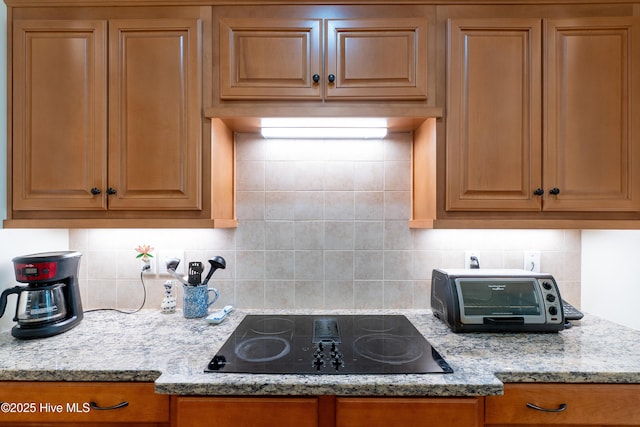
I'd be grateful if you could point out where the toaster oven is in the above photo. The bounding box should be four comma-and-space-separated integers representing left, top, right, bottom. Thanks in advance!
431, 269, 565, 332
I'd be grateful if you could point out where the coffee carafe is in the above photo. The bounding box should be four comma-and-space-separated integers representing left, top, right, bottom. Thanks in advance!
0, 251, 83, 339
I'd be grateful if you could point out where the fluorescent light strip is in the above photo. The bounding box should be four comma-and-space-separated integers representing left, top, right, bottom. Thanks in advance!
260, 117, 388, 139
261, 127, 387, 139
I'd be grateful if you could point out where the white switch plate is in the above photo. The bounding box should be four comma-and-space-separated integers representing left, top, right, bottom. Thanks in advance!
157, 250, 185, 275
523, 251, 541, 272
464, 250, 480, 269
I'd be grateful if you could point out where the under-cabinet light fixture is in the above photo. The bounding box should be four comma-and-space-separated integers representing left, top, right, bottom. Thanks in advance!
260, 118, 388, 139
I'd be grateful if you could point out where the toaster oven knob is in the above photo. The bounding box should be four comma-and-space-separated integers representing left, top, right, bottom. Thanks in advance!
546, 294, 556, 303
549, 306, 558, 316
542, 281, 553, 290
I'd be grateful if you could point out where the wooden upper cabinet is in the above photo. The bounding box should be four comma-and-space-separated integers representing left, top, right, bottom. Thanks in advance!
218, 12, 429, 101
108, 19, 202, 210
544, 17, 640, 212
12, 20, 108, 211
446, 16, 640, 214
325, 18, 428, 100
9, 15, 206, 224
446, 19, 542, 212
220, 18, 322, 100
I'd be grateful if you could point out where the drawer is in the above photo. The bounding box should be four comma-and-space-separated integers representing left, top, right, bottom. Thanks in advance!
336, 397, 483, 427
486, 383, 640, 425
174, 396, 319, 427
0, 382, 169, 424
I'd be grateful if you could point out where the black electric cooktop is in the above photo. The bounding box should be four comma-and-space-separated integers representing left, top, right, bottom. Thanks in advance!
206, 315, 453, 375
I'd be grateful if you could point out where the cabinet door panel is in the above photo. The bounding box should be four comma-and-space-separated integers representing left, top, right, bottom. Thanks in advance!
175, 397, 318, 427
12, 20, 107, 211
219, 18, 322, 100
446, 19, 542, 211
108, 19, 202, 210
336, 397, 482, 427
326, 18, 428, 100
544, 17, 640, 212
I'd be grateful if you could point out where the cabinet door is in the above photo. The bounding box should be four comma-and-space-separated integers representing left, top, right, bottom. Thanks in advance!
544, 17, 640, 212
174, 397, 319, 427
325, 18, 428, 100
336, 397, 482, 427
486, 383, 640, 425
446, 19, 542, 211
108, 19, 202, 210
12, 20, 107, 211
0, 381, 169, 424
219, 18, 322, 100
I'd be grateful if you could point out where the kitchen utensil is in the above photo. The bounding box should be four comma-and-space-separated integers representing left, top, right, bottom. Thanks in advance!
165, 258, 189, 286
205, 305, 234, 324
188, 262, 204, 285
201, 256, 226, 287
0, 251, 83, 339
182, 284, 219, 318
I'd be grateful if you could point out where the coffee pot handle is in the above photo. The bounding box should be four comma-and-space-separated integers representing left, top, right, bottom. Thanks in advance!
0, 286, 23, 318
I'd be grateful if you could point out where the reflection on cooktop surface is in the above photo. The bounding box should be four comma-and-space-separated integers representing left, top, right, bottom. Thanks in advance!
206, 315, 453, 375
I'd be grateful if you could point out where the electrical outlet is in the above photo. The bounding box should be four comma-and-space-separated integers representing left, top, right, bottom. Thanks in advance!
157, 250, 185, 275
142, 251, 157, 274
464, 250, 480, 269
523, 251, 541, 272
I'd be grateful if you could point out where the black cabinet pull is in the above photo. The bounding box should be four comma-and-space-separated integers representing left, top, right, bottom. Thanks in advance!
312, 74, 320, 83
90, 187, 101, 195
106, 187, 117, 195
327, 74, 335, 83
549, 187, 561, 195
526, 402, 567, 413
88, 401, 129, 411
533, 188, 544, 196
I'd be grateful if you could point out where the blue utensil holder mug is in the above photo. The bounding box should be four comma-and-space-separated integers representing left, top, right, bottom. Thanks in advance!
182, 284, 219, 318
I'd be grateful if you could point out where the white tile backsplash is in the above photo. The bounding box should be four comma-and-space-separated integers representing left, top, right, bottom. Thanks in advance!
69, 133, 582, 311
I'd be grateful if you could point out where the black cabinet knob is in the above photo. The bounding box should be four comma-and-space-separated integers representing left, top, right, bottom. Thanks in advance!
327, 74, 335, 83
533, 188, 544, 196
549, 187, 560, 195
312, 74, 320, 83
106, 187, 117, 195
90, 187, 101, 195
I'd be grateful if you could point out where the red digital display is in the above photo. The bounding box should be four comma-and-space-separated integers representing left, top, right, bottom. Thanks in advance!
15, 261, 57, 282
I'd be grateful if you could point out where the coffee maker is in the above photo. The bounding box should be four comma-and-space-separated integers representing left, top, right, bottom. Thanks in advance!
0, 251, 83, 339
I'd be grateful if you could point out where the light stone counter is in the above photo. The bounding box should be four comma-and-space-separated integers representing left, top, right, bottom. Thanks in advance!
1, 309, 639, 396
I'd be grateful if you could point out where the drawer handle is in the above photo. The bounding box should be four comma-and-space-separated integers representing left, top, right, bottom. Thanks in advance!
526, 402, 567, 413
88, 401, 129, 411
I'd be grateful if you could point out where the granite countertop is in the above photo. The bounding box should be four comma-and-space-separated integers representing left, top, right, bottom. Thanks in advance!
1, 309, 640, 397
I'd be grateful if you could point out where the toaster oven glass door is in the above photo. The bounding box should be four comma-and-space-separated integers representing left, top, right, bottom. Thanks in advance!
455, 278, 546, 324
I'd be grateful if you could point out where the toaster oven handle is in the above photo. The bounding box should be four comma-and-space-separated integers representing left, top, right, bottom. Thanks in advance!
483, 317, 525, 325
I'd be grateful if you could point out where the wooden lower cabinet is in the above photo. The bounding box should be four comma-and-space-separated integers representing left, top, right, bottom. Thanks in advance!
172, 395, 483, 427
485, 383, 640, 426
173, 396, 321, 427
0, 382, 169, 426
335, 397, 483, 427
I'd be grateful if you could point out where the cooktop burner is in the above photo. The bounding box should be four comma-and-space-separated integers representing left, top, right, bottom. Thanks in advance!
206, 315, 453, 375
